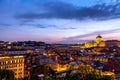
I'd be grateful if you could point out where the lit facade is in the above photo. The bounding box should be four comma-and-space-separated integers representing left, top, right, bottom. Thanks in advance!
48, 62, 70, 72
82, 34, 105, 48
0, 56, 24, 79
78, 57, 108, 62
96, 34, 103, 44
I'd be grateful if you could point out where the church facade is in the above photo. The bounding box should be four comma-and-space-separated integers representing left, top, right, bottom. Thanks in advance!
83, 34, 106, 48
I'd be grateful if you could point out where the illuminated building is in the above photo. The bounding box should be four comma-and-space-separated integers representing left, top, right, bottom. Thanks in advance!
78, 56, 108, 62
98, 41, 106, 47
48, 62, 70, 72
96, 34, 103, 44
0, 56, 24, 79
84, 41, 97, 48
82, 34, 106, 48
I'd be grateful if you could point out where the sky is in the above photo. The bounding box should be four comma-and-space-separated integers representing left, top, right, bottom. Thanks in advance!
0, 0, 120, 44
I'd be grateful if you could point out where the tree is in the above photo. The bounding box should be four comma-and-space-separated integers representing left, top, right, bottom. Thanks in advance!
70, 65, 116, 80
98, 75, 113, 80
71, 64, 98, 80
30, 64, 116, 80
0, 69, 15, 80
30, 64, 56, 80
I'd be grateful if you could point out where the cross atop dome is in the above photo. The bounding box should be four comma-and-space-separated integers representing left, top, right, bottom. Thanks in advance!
96, 34, 102, 38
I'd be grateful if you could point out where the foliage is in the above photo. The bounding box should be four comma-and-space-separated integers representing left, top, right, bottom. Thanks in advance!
0, 69, 15, 80
98, 75, 113, 80
30, 64, 56, 80
30, 64, 116, 80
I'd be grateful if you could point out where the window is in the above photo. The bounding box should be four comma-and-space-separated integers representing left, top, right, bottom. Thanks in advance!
15, 73, 17, 75
19, 68, 22, 71
18, 72, 22, 75
14, 69, 17, 71
0, 66, 2, 69
15, 60, 16, 63
10, 60, 12, 63
14, 64, 17, 67
6, 61, 8, 64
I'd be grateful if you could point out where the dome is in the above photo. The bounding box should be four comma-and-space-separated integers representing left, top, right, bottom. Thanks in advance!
96, 34, 102, 38
96, 34, 103, 44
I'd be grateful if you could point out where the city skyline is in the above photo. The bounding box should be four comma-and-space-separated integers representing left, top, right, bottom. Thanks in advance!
1, 0, 120, 43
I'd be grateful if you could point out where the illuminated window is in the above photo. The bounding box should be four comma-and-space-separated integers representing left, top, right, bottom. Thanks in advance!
10, 60, 12, 63
15, 60, 16, 63
6, 61, 8, 64
14, 64, 17, 67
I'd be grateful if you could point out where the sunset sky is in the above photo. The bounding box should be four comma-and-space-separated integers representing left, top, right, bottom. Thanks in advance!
0, 0, 120, 43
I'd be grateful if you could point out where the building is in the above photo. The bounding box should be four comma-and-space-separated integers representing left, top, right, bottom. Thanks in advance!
103, 58, 120, 73
0, 56, 24, 79
82, 34, 106, 48
48, 62, 70, 72
96, 34, 103, 44
105, 40, 120, 47
0, 49, 27, 55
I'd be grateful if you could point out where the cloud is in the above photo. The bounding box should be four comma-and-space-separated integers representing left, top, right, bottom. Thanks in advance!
0, 23, 11, 26
20, 23, 47, 28
16, 1, 77, 20
20, 23, 76, 30
58, 27, 76, 30
66, 29, 120, 39
0, 23, 13, 30
0, 23, 11, 30
59, 29, 120, 43
15, 1, 120, 21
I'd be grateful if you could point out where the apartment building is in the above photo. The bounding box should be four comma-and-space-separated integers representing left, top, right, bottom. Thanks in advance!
0, 56, 24, 79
